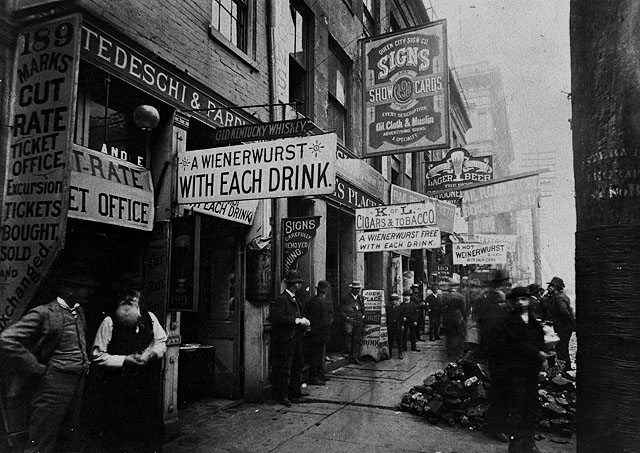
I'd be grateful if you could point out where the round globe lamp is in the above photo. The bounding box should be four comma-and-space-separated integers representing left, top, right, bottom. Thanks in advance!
133, 105, 160, 131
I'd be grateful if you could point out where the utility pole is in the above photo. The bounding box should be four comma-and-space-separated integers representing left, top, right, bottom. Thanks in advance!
571, 1, 640, 450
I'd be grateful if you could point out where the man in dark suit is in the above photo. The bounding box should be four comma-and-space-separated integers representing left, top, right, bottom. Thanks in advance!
0, 271, 96, 453
271, 270, 310, 407
542, 276, 575, 371
340, 281, 365, 364
304, 280, 333, 384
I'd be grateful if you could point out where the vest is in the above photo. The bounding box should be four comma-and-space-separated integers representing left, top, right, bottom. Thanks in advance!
107, 310, 154, 356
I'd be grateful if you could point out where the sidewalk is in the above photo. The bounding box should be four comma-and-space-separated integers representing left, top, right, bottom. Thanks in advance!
164, 336, 576, 452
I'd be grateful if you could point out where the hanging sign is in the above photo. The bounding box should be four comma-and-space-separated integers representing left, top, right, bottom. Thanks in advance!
357, 226, 441, 252
426, 147, 493, 205
282, 216, 321, 275
68, 146, 154, 231
178, 133, 336, 202
207, 119, 313, 146
390, 184, 456, 233
452, 242, 508, 265
462, 175, 538, 218
362, 20, 449, 157
188, 200, 258, 225
361, 290, 389, 361
1, 15, 81, 330
356, 202, 436, 230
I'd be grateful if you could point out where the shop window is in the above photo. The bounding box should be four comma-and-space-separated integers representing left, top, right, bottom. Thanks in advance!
211, 0, 249, 53
74, 65, 158, 167
288, 2, 310, 116
328, 42, 351, 146
389, 14, 401, 32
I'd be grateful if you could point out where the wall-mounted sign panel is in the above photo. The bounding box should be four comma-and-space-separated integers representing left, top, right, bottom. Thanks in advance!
69, 146, 154, 231
187, 200, 258, 225
452, 242, 507, 265
357, 226, 441, 252
462, 175, 538, 218
356, 202, 436, 230
1, 14, 81, 330
362, 20, 449, 157
178, 133, 336, 202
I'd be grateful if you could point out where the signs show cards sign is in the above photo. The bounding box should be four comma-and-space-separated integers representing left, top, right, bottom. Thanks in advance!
356, 202, 436, 231
68, 146, 154, 231
178, 133, 336, 202
453, 242, 508, 265
1, 15, 81, 330
357, 226, 441, 252
362, 20, 449, 157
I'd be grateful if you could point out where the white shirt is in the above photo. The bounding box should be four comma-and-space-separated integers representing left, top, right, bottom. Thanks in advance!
92, 311, 167, 368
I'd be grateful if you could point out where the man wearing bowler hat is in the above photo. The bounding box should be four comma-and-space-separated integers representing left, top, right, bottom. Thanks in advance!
271, 270, 310, 406
340, 281, 365, 365
543, 276, 575, 371
0, 266, 96, 453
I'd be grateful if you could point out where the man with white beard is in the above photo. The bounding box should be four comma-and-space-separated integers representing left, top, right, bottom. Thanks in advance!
92, 279, 167, 452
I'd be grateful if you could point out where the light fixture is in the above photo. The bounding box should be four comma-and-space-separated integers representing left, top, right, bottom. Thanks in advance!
133, 105, 160, 131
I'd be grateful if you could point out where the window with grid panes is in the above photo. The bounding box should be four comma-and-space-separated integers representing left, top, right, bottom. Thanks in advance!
328, 43, 350, 146
211, 0, 248, 52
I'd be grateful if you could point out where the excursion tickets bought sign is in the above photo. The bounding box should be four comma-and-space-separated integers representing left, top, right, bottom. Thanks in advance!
178, 133, 336, 202
356, 202, 436, 230
357, 226, 441, 252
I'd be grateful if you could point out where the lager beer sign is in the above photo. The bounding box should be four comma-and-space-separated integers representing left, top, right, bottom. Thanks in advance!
426, 147, 493, 205
362, 20, 449, 157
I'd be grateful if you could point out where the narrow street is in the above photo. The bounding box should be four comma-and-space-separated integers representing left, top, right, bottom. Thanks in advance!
166, 337, 577, 453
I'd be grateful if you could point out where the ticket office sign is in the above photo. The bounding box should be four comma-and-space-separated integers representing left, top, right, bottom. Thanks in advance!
452, 242, 508, 265
68, 146, 154, 231
355, 201, 436, 230
1, 15, 81, 330
357, 226, 441, 252
362, 20, 449, 157
178, 133, 336, 202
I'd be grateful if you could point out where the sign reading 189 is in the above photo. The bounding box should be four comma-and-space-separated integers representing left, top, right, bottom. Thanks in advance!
20, 21, 74, 54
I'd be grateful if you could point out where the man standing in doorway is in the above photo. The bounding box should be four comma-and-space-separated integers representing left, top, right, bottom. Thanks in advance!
0, 269, 96, 453
542, 276, 575, 371
410, 283, 425, 341
271, 270, 310, 406
340, 281, 365, 365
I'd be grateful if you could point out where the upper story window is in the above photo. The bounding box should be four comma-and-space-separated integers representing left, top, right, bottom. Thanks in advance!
211, 0, 248, 53
288, 3, 309, 116
363, 0, 376, 36
389, 14, 400, 32
328, 42, 351, 146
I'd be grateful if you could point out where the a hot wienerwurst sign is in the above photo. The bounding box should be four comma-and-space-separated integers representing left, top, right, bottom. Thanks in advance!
178, 133, 336, 202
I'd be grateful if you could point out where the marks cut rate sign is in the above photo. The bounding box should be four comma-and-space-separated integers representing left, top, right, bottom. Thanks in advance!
178, 133, 336, 202
1, 15, 81, 330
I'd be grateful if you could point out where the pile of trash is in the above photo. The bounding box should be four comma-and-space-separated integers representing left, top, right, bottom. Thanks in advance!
399, 358, 576, 437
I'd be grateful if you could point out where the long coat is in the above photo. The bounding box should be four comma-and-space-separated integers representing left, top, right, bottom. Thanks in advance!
340, 294, 365, 329
0, 300, 87, 395
272, 291, 305, 342
305, 293, 333, 343
544, 292, 575, 334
